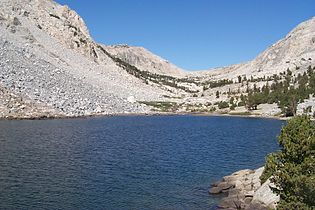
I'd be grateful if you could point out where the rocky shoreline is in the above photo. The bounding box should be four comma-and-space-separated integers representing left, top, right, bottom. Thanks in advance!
209, 167, 279, 210
0, 110, 289, 121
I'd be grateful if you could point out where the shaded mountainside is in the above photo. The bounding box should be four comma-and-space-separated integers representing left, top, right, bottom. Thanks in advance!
0, 0, 314, 118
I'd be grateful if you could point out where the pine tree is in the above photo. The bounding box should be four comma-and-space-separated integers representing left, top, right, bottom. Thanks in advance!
238, 75, 242, 83
261, 115, 315, 209
216, 90, 220, 98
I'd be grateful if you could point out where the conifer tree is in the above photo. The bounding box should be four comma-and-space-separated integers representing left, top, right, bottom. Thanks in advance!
261, 115, 315, 209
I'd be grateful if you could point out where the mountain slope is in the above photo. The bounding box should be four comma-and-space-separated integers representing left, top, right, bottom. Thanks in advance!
0, 0, 314, 118
105, 45, 186, 77
191, 17, 315, 81
0, 0, 177, 117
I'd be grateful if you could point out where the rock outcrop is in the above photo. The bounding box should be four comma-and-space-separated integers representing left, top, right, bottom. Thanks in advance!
209, 167, 279, 210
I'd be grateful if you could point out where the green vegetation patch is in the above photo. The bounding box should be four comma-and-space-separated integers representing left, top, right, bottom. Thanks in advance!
261, 115, 315, 209
203, 79, 234, 89
244, 66, 315, 116
217, 101, 229, 109
228, 112, 252, 116
139, 101, 179, 112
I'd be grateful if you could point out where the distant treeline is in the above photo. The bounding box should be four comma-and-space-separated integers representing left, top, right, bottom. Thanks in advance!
243, 66, 315, 116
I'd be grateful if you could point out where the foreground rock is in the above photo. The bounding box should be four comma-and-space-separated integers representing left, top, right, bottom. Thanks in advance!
209, 167, 279, 210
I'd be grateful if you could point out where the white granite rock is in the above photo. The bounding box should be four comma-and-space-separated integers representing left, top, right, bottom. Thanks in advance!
251, 178, 280, 209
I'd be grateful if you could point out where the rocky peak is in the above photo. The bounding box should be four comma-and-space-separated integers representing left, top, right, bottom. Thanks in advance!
191, 17, 315, 81
252, 16, 315, 72
0, 0, 99, 59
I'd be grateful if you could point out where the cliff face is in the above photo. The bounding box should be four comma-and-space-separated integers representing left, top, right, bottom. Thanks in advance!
1, 0, 93, 56
0, 0, 314, 118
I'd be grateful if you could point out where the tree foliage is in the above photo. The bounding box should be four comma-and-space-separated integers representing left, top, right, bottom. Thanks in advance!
216, 90, 220, 99
245, 66, 315, 116
261, 115, 315, 209
207, 79, 233, 88
217, 101, 229, 109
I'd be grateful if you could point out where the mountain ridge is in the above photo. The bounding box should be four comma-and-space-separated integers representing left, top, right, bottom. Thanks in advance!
105, 44, 186, 77
0, 0, 314, 119
191, 16, 315, 78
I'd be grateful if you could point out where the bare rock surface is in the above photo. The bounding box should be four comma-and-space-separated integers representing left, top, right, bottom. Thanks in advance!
0, 85, 58, 119
209, 167, 279, 210
297, 96, 315, 116
251, 179, 279, 210
190, 17, 315, 81
105, 45, 186, 77
0, 0, 171, 118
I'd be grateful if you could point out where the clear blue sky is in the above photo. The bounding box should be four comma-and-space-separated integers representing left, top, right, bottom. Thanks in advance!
55, 0, 314, 71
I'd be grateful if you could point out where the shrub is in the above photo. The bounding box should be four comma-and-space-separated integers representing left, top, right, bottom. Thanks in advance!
139, 101, 178, 112
49, 14, 61, 19
218, 101, 229, 109
13, 17, 21, 25
207, 79, 233, 88
238, 101, 245, 107
238, 76, 242, 83
229, 97, 234, 105
216, 91, 220, 98
209, 107, 216, 112
261, 115, 315, 209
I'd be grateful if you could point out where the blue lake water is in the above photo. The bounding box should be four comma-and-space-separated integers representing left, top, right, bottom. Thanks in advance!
0, 115, 284, 209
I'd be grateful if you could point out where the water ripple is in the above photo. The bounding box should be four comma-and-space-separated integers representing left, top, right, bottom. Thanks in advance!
0, 115, 284, 209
